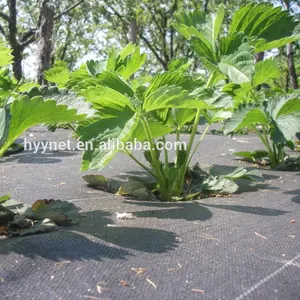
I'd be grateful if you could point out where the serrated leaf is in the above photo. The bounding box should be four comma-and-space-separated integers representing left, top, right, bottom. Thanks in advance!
118, 43, 136, 60
218, 42, 254, 84
255, 35, 300, 52
49, 91, 96, 118
80, 85, 133, 111
229, 3, 299, 52
45, 61, 70, 87
17, 82, 40, 93
203, 176, 239, 194
117, 46, 146, 79
253, 59, 281, 87
0, 96, 88, 157
211, 4, 225, 42
143, 86, 208, 112
81, 113, 140, 170
95, 71, 134, 97
170, 109, 196, 128
86, 60, 105, 76
67, 65, 99, 90
167, 58, 191, 72
132, 118, 173, 141
76, 109, 134, 142
173, 10, 207, 39
234, 150, 269, 162
269, 95, 300, 141
146, 71, 199, 97
229, 3, 297, 41
224, 106, 269, 134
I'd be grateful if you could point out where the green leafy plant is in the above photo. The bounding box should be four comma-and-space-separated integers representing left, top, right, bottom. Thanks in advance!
224, 92, 300, 169
0, 42, 94, 157
173, 3, 299, 170
172, 3, 299, 86
45, 42, 263, 201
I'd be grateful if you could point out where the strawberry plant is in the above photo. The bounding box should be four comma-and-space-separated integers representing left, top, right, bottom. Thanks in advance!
46, 42, 264, 201
42, 3, 299, 200
224, 91, 300, 169
174, 3, 300, 170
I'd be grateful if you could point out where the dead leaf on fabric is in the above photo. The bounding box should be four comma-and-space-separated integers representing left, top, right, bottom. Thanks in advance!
131, 267, 147, 275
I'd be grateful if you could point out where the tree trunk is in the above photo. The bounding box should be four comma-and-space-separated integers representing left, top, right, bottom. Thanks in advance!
37, 2, 55, 85
204, 0, 209, 13
7, 0, 23, 80
282, 0, 298, 89
12, 46, 23, 81
128, 18, 137, 44
287, 42, 298, 89
255, 51, 264, 63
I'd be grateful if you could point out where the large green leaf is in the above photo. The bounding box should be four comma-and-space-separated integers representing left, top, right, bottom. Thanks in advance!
132, 118, 174, 141
173, 10, 207, 40
86, 60, 105, 77
211, 4, 225, 42
224, 106, 269, 134
218, 42, 254, 84
146, 71, 199, 97
255, 35, 300, 53
170, 108, 196, 128
67, 65, 99, 90
143, 86, 208, 112
117, 46, 146, 79
190, 37, 217, 68
173, 10, 218, 68
229, 3, 299, 52
76, 109, 134, 142
0, 96, 88, 156
80, 85, 134, 111
174, 5, 225, 44
96, 71, 134, 97
40, 89, 96, 118
45, 61, 70, 87
253, 59, 281, 87
118, 43, 136, 60
269, 95, 300, 141
167, 58, 192, 72
81, 114, 140, 170
105, 44, 146, 79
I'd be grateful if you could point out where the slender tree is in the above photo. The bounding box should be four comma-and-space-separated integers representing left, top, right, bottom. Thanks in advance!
282, 0, 298, 89
0, 0, 85, 80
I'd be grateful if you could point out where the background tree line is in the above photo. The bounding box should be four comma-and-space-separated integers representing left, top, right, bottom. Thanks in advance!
0, 0, 298, 89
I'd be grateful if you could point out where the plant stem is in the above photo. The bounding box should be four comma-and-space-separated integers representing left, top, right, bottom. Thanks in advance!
185, 72, 215, 157
252, 125, 275, 168
175, 128, 180, 166
124, 150, 156, 178
161, 136, 169, 173
187, 123, 210, 166
141, 117, 167, 197
261, 125, 276, 168
0, 148, 6, 157
174, 72, 215, 198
